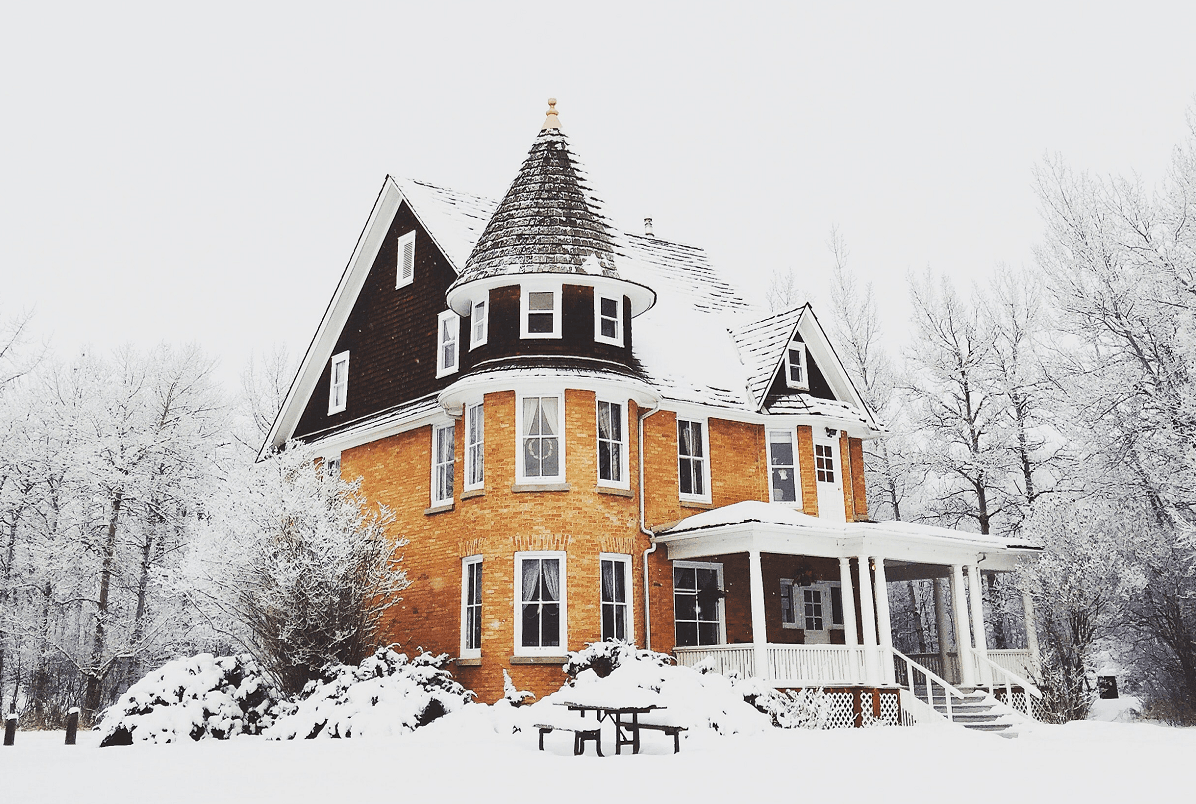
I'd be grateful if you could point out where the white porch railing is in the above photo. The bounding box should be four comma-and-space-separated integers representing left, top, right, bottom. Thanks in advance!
986, 649, 1036, 681
673, 644, 868, 685
906, 652, 962, 685
971, 649, 1042, 720
890, 647, 970, 724
674, 644, 756, 678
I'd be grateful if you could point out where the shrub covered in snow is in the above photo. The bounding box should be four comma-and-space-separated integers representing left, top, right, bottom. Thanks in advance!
502, 669, 535, 706
98, 654, 280, 747
562, 640, 671, 679
267, 647, 473, 739
741, 683, 832, 729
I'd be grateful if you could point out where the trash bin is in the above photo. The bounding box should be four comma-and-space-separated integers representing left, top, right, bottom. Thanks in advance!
1098, 675, 1119, 699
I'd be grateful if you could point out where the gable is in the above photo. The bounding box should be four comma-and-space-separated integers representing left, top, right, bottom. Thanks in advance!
762, 333, 836, 407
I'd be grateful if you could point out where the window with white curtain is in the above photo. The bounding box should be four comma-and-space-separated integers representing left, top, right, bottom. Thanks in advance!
464, 402, 484, 491
461, 556, 482, 658
436, 310, 460, 377
518, 394, 563, 482
470, 296, 488, 349
515, 552, 566, 653
431, 423, 454, 506
597, 400, 627, 488
600, 554, 631, 642
767, 429, 799, 504
677, 418, 709, 501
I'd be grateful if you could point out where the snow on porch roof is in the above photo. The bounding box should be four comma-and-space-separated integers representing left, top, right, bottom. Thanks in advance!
656, 501, 1042, 557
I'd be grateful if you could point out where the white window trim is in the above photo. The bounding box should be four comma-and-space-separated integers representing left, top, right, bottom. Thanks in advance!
460, 555, 482, 659
464, 401, 484, 492
328, 350, 350, 415
396, 230, 416, 289
520, 285, 562, 339
596, 398, 630, 490
513, 551, 567, 657
436, 310, 461, 378
515, 391, 566, 485
594, 293, 624, 347
673, 560, 726, 646
599, 553, 634, 644
470, 294, 489, 350
784, 337, 809, 391
677, 417, 712, 504
430, 422, 455, 507
780, 580, 844, 631
766, 428, 802, 507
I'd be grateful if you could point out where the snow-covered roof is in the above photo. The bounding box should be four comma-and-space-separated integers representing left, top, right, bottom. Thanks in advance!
392, 178, 496, 271
729, 307, 804, 408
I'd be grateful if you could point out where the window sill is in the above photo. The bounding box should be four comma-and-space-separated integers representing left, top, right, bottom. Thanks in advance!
461, 488, 485, 500
455, 657, 482, 667
511, 483, 571, 493
680, 499, 714, 509
509, 656, 568, 665
596, 485, 633, 497
425, 503, 454, 516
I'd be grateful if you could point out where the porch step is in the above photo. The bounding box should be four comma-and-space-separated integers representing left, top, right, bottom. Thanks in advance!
914, 690, 1020, 738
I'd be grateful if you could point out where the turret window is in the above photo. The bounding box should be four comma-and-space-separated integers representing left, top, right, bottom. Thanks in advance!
597, 399, 628, 488
436, 310, 461, 377
431, 422, 455, 506
515, 552, 566, 654
595, 295, 624, 346
464, 402, 484, 491
520, 287, 561, 339
518, 394, 564, 483
785, 336, 808, 390
470, 296, 488, 349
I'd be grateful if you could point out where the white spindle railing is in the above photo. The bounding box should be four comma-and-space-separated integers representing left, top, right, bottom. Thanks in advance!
767, 645, 867, 685
970, 649, 1042, 720
889, 647, 970, 724
986, 649, 1036, 680
673, 644, 755, 677
905, 652, 963, 685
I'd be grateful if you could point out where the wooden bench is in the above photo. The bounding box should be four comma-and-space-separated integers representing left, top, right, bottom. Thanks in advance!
535, 723, 603, 756
634, 722, 687, 753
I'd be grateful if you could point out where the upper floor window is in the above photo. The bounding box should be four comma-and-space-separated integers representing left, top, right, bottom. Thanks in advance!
470, 296, 488, 349
520, 287, 561, 339
596, 400, 628, 488
516, 552, 566, 655
601, 554, 632, 642
785, 336, 808, 390
767, 429, 800, 504
677, 418, 710, 502
322, 454, 341, 480
431, 422, 455, 506
815, 441, 836, 483
518, 394, 564, 483
594, 294, 623, 346
436, 310, 461, 378
461, 556, 482, 658
464, 402, 484, 492
396, 230, 416, 289
328, 351, 349, 414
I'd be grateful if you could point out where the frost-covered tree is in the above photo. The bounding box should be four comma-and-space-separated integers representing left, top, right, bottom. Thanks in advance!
188, 441, 408, 694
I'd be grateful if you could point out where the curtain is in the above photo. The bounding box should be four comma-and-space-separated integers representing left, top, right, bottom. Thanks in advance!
542, 559, 560, 602
601, 560, 615, 603
522, 559, 540, 602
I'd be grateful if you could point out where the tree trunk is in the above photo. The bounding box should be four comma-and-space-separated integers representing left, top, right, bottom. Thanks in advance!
84, 490, 122, 720
31, 580, 51, 723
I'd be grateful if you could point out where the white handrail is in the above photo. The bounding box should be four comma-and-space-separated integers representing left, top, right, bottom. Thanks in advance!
969, 648, 1042, 719
889, 647, 971, 724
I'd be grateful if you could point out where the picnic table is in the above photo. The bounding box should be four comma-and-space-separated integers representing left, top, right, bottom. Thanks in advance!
560, 701, 662, 755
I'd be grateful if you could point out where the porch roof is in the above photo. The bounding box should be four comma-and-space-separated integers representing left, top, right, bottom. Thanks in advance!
653, 501, 1042, 571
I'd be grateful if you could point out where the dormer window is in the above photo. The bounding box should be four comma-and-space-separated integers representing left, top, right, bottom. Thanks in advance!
328, 351, 349, 414
521, 287, 561, 339
396, 230, 416, 288
470, 295, 488, 349
595, 294, 623, 346
436, 310, 461, 377
785, 336, 808, 390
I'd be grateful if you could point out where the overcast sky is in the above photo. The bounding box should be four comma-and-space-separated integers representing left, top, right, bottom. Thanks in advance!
3, 2, 1195, 390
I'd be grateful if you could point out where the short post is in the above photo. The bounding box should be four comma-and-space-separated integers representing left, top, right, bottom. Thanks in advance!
66, 707, 80, 745
3, 714, 15, 746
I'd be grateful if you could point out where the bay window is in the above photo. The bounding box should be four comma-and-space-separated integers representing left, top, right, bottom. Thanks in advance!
596, 400, 628, 488
518, 394, 564, 483
464, 402, 484, 492
431, 422, 454, 506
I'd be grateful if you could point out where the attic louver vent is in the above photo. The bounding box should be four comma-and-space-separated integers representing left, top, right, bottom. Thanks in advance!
397, 230, 416, 289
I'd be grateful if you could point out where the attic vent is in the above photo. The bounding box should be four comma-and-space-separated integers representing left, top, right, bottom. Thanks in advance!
397, 230, 416, 289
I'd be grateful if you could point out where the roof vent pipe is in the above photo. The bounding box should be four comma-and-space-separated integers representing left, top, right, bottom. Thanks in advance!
644, 217, 654, 237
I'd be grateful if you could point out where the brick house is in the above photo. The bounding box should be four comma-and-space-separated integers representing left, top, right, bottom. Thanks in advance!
263, 101, 1043, 725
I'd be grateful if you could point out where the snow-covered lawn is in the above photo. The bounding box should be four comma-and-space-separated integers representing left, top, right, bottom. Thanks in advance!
5, 711, 1191, 804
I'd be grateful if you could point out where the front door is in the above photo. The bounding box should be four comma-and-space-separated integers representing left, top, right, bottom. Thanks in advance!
813, 428, 847, 521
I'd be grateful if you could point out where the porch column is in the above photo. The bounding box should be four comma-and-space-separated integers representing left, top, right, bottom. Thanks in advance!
856, 557, 880, 686
1021, 587, 1041, 676
872, 557, 896, 685
950, 564, 976, 687
968, 565, 991, 685
933, 578, 952, 681
748, 549, 770, 681
838, 558, 859, 647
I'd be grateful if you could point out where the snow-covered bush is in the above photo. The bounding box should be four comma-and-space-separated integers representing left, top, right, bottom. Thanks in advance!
741, 683, 832, 729
563, 640, 671, 679
267, 647, 473, 739
98, 654, 280, 746
502, 669, 535, 706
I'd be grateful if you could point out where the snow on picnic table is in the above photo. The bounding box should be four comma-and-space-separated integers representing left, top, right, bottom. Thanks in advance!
4, 711, 1192, 804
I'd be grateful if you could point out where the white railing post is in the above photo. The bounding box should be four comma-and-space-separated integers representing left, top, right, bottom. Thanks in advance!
748, 549, 770, 681
968, 565, 991, 686
1021, 587, 1041, 677
856, 556, 880, 686
951, 564, 976, 687
872, 556, 896, 685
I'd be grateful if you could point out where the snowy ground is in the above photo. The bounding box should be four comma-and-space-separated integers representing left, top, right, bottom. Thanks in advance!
5, 709, 1192, 804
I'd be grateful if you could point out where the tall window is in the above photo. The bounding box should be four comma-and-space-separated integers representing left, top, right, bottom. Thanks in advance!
464, 402, 484, 491
328, 351, 349, 414
396, 230, 416, 288
815, 442, 836, 483
785, 335, 808, 390
431, 423, 454, 506
516, 553, 565, 653
674, 562, 723, 647
521, 287, 561, 338
600, 554, 631, 642
767, 429, 798, 504
461, 556, 482, 658
519, 395, 562, 482
677, 419, 709, 501
594, 295, 623, 346
436, 310, 460, 377
470, 296, 488, 349
597, 400, 627, 487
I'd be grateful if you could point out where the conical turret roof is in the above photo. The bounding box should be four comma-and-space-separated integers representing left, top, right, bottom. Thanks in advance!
449, 99, 621, 291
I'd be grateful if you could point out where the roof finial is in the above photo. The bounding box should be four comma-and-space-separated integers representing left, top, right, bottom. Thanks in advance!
542, 97, 561, 130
